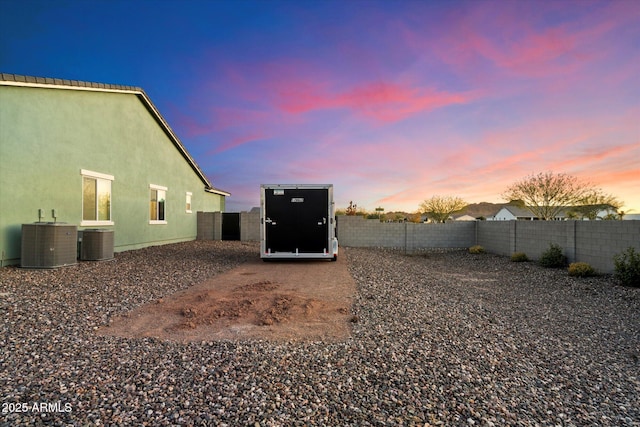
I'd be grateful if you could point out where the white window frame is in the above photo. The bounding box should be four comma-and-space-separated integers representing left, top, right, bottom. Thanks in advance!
149, 184, 168, 225
81, 169, 114, 226
186, 192, 193, 213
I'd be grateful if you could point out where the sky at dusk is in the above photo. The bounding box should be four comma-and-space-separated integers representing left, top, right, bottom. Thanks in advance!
2, 0, 639, 213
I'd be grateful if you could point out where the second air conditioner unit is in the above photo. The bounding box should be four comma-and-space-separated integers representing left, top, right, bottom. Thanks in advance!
80, 229, 114, 261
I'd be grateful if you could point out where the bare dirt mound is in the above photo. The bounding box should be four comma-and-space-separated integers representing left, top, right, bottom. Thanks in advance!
176, 280, 335, 328
99, 254, 356, 342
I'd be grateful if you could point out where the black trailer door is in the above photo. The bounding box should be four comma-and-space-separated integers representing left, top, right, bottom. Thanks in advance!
265, 188, 329, 253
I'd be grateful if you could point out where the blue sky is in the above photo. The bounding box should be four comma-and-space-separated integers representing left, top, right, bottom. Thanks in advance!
2, 0, 639, 213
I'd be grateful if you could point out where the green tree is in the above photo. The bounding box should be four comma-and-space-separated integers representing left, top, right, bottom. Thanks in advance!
419, 195, 467, 223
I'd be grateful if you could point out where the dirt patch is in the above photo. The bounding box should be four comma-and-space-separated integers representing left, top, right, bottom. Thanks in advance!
98, 254, 356, 342
176, 282, 330, 328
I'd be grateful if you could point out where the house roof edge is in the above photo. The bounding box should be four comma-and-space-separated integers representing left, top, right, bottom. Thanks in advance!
0, 73, 224, 197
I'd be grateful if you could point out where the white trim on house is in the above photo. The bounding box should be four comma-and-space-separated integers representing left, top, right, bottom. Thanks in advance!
149, 184, 168, 225
149, 184, 168, 191
186, 191, 193, 213
81, 169, 114, 181
80, 169, 115, 226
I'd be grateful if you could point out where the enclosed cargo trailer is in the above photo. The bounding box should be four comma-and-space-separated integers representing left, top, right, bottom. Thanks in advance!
260, 184, 338, 260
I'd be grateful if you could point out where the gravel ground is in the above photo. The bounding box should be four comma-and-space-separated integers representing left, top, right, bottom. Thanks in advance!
1, 241, 639, 426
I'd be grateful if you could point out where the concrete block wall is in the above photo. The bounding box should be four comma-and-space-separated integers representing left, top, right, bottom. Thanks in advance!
477, 220, 640, 273
212, 212, 223, 240
336, 215, 475, 251
336, 215, 405, 247
196, 211, 214, 240
512, 221, 577, 262
575, 221, 640, 273
196, 211, 223, 240
339, 217, 639, 273
198, 211, 639, 273
198, 210, 259, 241
407, 221, 476, 251
240, 210, 260, 241
476, 221, 512, 255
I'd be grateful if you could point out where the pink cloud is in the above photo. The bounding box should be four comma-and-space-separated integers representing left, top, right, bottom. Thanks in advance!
401, 1, 629, 83
376, 188, 428, 209
370, 112, 640, 211
212, 57, 476, 123
275, 80, 474, 122
471, 106, 638, 168
547, 143, 639, 173
182, 3, 639, 213
469, 29, 584, 78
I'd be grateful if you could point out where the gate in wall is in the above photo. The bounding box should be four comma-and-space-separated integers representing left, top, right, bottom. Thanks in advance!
222, 213, 240, 241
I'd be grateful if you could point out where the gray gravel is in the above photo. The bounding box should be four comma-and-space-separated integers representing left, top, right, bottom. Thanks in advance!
1, 241, 639, 426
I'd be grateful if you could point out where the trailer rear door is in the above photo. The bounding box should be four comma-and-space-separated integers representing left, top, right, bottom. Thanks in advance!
264, 188, 329, 254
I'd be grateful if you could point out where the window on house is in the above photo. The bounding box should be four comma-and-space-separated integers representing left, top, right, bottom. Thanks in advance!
186, 192, 192, 213
81, 169, 114, 226
150, 184, 167, 224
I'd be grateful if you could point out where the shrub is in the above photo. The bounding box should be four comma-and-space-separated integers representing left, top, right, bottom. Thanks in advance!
613, 247, 640, 287
469, 245, 485, 254
568, 262, 597, 277
539, 243, 567, 268
511, 252, 529, 262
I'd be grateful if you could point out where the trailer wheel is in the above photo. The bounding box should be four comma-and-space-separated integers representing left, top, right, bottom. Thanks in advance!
332, 255, 337, 262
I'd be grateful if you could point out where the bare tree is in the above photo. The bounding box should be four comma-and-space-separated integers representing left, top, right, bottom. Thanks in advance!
419, 195, 467, 223
502, 172, 595, 220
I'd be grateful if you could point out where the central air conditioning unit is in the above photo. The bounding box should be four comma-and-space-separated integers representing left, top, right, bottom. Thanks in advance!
21, 223, 78, 268
80, 229, 114, 261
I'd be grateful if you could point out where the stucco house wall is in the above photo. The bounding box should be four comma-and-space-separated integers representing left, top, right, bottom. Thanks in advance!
0, 74, 228, 266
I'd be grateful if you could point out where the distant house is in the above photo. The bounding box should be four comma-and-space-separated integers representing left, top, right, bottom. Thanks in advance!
489, 206, 534, 220
0, 73, 229, 266
488, 205, 628, 221
488, 205, 573, 221
489, 205, 639, 221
